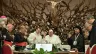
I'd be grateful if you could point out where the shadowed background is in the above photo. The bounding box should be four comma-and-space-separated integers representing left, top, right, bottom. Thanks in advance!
0, 0, 96, 44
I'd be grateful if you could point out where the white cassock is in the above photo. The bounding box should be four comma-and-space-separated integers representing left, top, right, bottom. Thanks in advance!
41, 37, 47, 44
27, 32, 42, 44
45, 34, 61, 45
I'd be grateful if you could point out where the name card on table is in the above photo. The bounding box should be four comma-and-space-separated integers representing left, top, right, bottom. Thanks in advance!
36, 44, 52, 51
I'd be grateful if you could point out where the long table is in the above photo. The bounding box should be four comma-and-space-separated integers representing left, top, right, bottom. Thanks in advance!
14, 51, 84, 54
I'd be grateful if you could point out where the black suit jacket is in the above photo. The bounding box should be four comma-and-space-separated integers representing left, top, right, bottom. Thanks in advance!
89, 20, 96, 47
14, 32, 27, 43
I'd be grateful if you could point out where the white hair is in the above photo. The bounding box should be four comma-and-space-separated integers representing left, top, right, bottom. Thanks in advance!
49, 29, 53, 32
85, 22, 92, 28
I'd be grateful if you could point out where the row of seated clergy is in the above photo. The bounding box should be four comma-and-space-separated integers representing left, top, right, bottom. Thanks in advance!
0, 16, 61, 51
0, 20, 85, 53
0, 16, 85, 53
14, 27, 61, 51
1, 25, 61, 51
27, 28, 61, 45
14, 26, 61, 51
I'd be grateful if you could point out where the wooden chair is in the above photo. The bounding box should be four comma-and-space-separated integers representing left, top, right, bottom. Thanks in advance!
2, 44, 13, 54
90, 44, 96, 54
85, 47, 90, 54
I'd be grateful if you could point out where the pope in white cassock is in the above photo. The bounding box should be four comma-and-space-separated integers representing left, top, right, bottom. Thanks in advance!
45, 29, 61, 45
27, 27, 42, 44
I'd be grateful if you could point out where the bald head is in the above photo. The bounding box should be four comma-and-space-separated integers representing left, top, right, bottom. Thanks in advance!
7, 24, 14, 32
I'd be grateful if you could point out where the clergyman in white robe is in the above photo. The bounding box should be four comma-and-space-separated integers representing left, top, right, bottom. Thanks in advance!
45, 29, 61, 46
28, 32, 42, 44
45, 34, 61, 44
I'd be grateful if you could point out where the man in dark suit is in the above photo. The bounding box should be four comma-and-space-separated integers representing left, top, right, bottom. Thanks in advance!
86, 15, 96, 47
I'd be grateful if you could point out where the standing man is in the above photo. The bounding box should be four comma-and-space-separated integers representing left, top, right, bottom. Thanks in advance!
3, 23, 14, 46
0, 16, 7, 54
85, 15, 96, 47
